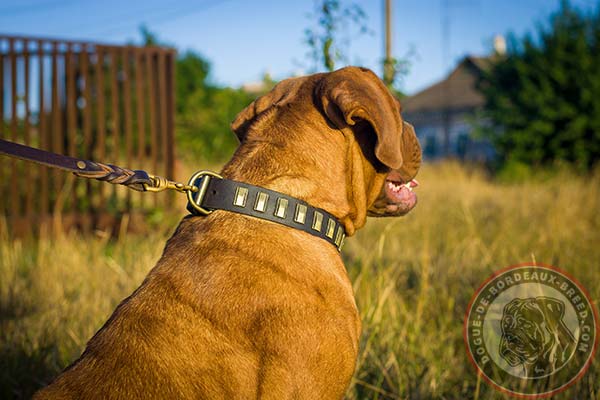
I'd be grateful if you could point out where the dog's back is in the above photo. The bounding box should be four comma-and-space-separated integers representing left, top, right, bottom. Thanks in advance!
35, 212, 360, 399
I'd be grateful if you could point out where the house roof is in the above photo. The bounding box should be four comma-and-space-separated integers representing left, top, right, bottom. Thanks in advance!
402, 56, 493, 115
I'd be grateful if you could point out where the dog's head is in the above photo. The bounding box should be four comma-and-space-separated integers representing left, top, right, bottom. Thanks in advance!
314, 67, 421, 220
231, 67, 421, 235
499, 297, 575, 375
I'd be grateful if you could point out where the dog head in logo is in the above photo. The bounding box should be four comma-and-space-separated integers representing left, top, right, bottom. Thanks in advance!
499, 296, 576, 377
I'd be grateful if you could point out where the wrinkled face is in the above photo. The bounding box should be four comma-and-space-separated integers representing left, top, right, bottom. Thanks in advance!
500, 312, 545, 366
232, 66, 423, 221
367, 119, 421, 218
499, 299, 552, 367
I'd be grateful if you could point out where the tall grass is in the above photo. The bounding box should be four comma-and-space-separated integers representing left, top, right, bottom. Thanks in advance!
1, 162, 599, 399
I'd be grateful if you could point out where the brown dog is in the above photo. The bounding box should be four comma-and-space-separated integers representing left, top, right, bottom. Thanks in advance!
35, 66, 421, 399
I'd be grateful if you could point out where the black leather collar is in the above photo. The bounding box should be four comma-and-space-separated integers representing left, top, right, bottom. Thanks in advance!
186, 171, 346, 251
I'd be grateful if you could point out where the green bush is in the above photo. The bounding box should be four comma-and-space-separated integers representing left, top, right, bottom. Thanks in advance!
479, 1, 600, 172
175, 51, 257, 163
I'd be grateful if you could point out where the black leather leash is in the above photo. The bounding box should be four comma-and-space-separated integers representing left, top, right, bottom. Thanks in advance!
0, 138, 345, 251
0, 138, 195, 193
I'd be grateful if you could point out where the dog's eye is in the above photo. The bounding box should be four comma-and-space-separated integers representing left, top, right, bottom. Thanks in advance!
505, 334, 522, 345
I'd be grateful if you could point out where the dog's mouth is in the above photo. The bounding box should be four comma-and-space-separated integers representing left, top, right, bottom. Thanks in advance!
384, 178, 418, 212
368, 175, 419, 217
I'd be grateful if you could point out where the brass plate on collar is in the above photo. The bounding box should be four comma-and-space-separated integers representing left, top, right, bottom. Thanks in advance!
233, 187, 249, 207
275, 198, 288, 218
254, 192, 269, 212
325, 219, 336, 238
294, 204, 307, 224
312, 211, 323, 231
335, 227, 344, 247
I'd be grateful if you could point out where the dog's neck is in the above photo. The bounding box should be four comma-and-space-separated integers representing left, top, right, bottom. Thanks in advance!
220, 131, 382, 236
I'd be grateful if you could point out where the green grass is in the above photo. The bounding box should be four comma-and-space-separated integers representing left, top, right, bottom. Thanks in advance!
1, 162, 599, 399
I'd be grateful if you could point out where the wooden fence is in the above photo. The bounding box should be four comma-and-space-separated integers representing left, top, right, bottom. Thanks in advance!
0, 35, 176, 235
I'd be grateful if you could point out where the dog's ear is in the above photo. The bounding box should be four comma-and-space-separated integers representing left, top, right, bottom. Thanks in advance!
231, 77, 306, 142
316, 67, 405, 170
536, 296, 565, 326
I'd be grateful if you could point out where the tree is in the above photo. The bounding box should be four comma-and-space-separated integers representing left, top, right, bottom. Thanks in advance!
304, 0, 371, 72
174, 51, 255, 162
137, 26, 257, 162
479, 1, 600, 171
175, 51, 211, 115
139, 25, 161, 47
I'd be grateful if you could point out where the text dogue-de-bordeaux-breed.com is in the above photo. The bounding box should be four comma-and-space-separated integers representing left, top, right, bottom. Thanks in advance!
35, 66, 422, 399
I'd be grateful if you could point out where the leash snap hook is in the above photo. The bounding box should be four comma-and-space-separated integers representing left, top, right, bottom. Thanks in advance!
144, 175, 199, 193
186, 170, 223, 216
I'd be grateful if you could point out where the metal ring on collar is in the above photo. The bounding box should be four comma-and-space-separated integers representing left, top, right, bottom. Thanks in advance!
186, 170, 224, 216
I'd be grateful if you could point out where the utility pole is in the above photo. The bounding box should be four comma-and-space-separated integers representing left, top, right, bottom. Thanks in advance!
441, 0, 451, 156
383, 0, 394, 86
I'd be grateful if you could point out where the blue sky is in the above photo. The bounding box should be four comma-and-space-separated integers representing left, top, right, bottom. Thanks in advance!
0, 0, 597, 95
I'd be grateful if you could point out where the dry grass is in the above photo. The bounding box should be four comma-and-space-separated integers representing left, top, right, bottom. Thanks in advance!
1, 162, 599, 399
